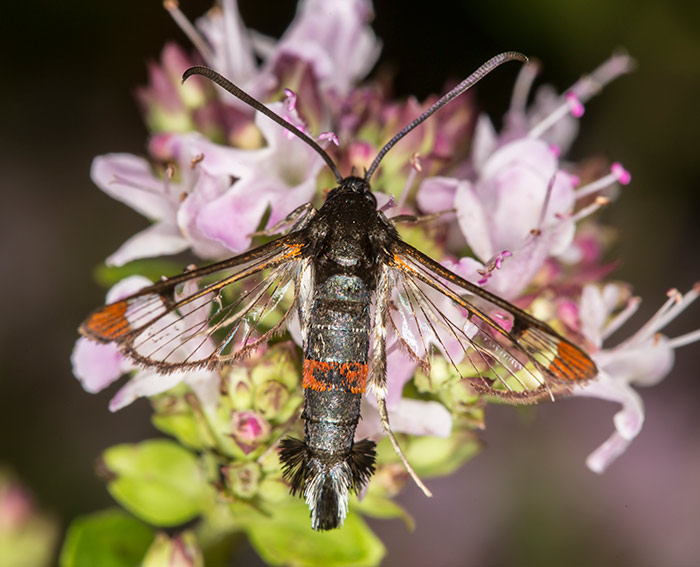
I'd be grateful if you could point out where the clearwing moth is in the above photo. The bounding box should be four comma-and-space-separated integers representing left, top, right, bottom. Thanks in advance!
80, 52, 597, 530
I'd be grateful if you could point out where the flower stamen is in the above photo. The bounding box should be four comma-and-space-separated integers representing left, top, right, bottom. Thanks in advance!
667, 328, 700, 349
283, 88, 297, 112
476, 250, 512, 285
571, 196, 610, 223
527, 93, 585, 139
163, 0, 215, 64
318, 131, 339, 148
602, 296, 640, 341
619, 286, 699, 348
575, 162, 631, 200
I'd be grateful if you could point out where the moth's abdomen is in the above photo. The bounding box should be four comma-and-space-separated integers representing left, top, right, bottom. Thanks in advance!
279, 274, 376, 530
304, 273, 371, 448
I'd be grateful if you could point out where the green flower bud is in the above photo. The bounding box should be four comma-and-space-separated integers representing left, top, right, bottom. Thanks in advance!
141, 531, 203, 567
254, 380, 290, 420
413, 356, 457, 394
223, 462, 262, 500
227, 367, 253, 411
250, 345, 300, 392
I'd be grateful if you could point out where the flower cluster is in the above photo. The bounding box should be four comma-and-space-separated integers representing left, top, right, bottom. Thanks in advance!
68, 0, 698, 564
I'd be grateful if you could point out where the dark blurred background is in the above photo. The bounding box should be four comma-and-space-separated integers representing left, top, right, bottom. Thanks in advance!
2, 1, 699, 565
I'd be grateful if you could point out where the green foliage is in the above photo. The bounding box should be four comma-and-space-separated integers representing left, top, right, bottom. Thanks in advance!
245, 502, 386, 567
102, 439, 211, 526
94, 259, 184, 288
60, 509, 154, 567
352, 491, 415, 531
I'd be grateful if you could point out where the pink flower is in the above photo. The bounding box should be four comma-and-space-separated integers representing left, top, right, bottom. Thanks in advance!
153, 101, 324, 253
71, 276, 220, 411
502, 51, 635, 153
575, 283, 700, 473
417, 54, 634, 300
90, 152, 231, 266
169, 0, 379, 100
273, 0, 380, 95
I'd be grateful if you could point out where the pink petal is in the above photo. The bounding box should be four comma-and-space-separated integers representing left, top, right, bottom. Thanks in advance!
443, 256, 484, 284
529, 85, 580, 153
106, 275, 153, 303
186, 371, 221, 411
264, 177, 317, 228
386, 398, 452, 438
71, 338, 125, 394
276, 0, 380, 94
197, 181, 271, 252
586, 431, 632, 474
576, 371, 645, 472
91, 154, 173, 220
579, 284, 608, 347
416, 176, 458, 214
470, 114, 499, 173
195, 0, 257, 84
481, 140, 562, 252
483, 228, 558, 299
455, 180, 492, 262
106, 223, 189, 267
109, 371, 185, 412
355, 397, 452, 440
596, 340, 675, 388
177, 178, 231, 260
385, 348, 419, 409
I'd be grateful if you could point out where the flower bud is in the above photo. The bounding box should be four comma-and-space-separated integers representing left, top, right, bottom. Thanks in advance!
227, 367, 253, 411
141, 531, 203, 567
230, 411, 271, 454
223, 462, 262, 500
254, 380, 290, 420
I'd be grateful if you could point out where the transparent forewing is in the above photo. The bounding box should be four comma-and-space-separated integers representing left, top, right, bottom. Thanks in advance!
388, 241, 597, 402
80, 234, 307, 372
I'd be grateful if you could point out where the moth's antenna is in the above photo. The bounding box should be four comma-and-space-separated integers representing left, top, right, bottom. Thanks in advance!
183, 66, 344, 184
364, 51, 529, 182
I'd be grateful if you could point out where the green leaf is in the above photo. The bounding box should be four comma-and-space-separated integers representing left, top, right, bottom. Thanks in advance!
59, 508, 154, 567
352, 492, 415, 531
404, 432, 483, 478
103, 439, 210, 526
94, 259, 184, 288
151, 413, 204, 451
246, 502, 385, 567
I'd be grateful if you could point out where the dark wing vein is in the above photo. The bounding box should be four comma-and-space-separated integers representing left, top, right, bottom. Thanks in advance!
387, 240, 597, 402
79, 233, 306, 373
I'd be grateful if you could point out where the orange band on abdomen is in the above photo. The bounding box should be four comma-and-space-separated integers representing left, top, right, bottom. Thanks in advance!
302, 359, 368, 394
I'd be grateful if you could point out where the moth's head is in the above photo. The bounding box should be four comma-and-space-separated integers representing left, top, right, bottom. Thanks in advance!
279, 437, 376, 530
325, 176, 377, 208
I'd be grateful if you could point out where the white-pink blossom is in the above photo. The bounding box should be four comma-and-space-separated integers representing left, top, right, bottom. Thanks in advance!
576, 283, 700, 473
72, 276, 220, 411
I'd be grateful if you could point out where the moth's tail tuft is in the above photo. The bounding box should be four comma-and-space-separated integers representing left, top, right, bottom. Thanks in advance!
278, 436, 377, 530
279, 437, 308, 496
349, 438, 376, 491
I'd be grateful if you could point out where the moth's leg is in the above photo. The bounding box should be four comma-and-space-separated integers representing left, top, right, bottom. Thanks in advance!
389, 209, 455, 225
368, 265, 390, 393
370, 265, 432, 498
249, 203, 316, 237
376, 393, 432, 498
